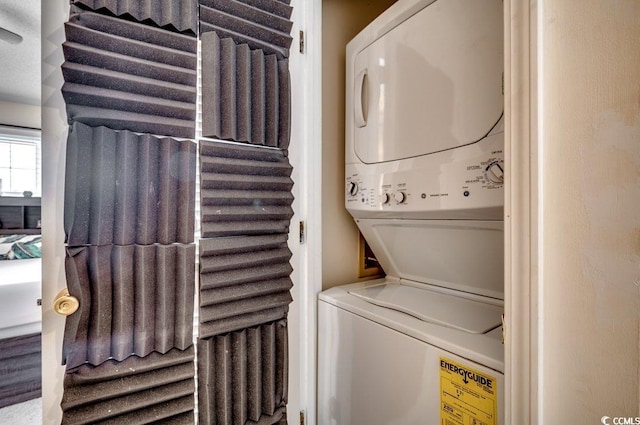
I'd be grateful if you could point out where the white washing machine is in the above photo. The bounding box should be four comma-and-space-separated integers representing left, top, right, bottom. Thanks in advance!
318, 0, 505, 424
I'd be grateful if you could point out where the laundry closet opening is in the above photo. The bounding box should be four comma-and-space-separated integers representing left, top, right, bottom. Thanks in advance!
318, 0, 506, 424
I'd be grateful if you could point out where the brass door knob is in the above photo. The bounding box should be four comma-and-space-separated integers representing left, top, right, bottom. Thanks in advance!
54, 288, 79, 316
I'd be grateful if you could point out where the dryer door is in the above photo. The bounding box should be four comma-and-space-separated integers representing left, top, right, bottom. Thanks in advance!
351, 0, 503, 164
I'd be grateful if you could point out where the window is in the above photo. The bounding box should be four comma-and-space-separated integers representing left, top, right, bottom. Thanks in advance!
0, 126, 41, 197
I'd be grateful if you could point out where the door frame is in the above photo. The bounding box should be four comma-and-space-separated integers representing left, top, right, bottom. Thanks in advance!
288, 0, 323, 424
300, 0, 543, 423
41, 0, 72, 423
504, 0, 540, 423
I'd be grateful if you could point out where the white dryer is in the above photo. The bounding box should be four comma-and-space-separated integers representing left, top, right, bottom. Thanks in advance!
318, 0, 505, 424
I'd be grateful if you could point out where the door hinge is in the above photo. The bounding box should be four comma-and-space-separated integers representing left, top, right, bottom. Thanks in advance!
300, 411, 306, 425
501, 313, 505, 345
299, 30, 305, 54
299, 221, 305, 244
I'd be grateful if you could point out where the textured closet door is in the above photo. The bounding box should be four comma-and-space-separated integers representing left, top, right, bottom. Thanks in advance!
198, 0, 295, 423
56, 2, 199, 424
46, 0, 297, 423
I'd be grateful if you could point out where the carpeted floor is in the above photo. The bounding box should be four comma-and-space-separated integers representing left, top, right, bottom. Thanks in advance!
0, 398, 42, 424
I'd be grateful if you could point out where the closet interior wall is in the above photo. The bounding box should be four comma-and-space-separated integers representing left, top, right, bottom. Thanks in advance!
320, 0, 396, 290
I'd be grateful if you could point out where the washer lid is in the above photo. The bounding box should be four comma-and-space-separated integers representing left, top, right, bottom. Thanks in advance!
349, 283, 502, 334
356, 219, 504, 299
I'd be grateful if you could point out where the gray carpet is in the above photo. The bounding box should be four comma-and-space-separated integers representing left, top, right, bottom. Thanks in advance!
0, 398, 41, 424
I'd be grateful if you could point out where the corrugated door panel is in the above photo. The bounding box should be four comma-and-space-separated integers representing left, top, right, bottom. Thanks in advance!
61, 347, 195, 424
64, 122, 196, 246
199, 235, 293, 338
70, 0, 198, 35
197, 321, 288, 424
277, 58, 291, 150
62, 10, 197, 138
201, 32, 290, 148
0, 333, 41, 408
58, 0, 295, 418
63, 244, 195, 370
199, 0, 293, 59
58, 0, 201, 421
199, 140, 294, 238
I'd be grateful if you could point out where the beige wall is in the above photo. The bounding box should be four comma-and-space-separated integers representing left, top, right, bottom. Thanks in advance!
538, 0, 640, 421
321, 0, 395, 289
0, 100, 41, 129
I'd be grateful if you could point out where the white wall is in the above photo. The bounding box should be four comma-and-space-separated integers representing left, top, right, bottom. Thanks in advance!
537, 1, 640, 421
0, 100, 41, 129
321, 0, 395, 289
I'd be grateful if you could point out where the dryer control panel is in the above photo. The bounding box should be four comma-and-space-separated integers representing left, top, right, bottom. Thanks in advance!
346, 132, 504, 220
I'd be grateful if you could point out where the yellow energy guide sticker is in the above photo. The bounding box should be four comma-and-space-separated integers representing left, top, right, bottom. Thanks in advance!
439, 357, 498, 425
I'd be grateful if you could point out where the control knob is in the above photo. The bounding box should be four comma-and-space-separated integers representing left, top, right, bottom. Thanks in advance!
394, 191, 406, 204
485, 161, 504, 184
348, 181, 359, 196
381, 192, 391, 205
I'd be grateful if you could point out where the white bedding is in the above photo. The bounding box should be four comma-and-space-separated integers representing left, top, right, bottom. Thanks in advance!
0, 257, 41, 285
0, 258, 42, 339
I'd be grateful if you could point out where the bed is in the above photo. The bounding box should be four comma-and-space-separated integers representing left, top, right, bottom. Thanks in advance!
0, 197, 42, 408
0, 234, 42, 339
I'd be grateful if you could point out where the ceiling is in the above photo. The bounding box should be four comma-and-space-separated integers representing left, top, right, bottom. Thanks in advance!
0, 0, 41, 106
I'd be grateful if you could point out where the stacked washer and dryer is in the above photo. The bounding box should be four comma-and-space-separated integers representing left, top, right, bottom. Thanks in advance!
318, 0, 505, 424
